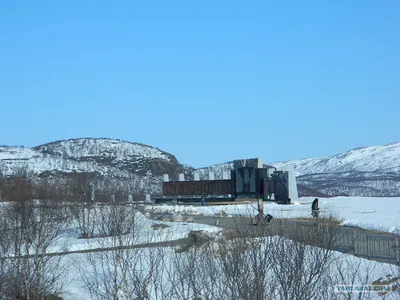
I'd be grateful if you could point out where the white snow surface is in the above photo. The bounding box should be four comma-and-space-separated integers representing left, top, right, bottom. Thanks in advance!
53, 211, 222, 299
63, 236, 399, 300
146, 196, 400, 234
46, 211, 222, 254
0, 146, 38, 160
11, 204, 395, 299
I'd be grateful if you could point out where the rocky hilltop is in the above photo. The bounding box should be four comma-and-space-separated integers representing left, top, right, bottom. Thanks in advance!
0, 138, 185, 197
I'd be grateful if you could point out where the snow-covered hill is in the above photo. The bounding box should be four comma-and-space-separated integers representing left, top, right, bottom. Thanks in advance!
0, 138, 184, 195
196, 143, 400, 197
271, 143, 400, 197
34, 138, 170, 162
271, 142, 400, 176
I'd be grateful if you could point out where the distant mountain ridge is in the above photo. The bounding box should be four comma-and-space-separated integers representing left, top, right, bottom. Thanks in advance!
0, 138, 399, 198
271, 143, 400, 175
271, 143, 400, 197
199, 143, 400, 197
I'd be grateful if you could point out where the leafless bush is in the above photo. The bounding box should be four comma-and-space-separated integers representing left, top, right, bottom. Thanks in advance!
71, 202, 96, 239
164, 213, 342, 300
167, 245, 210, 299
328, 256, 378, 300
94, 204, 135, 238
68, 172, 97, 238
0, 196, 69, 299
0, 207, 14, 296
165, 222, 272, 299
267, 234, 334, 300
78, 204, 171, 299
74, 204, 396, 300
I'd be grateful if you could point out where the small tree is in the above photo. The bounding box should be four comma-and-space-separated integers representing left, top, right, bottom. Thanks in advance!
79, 204, 167, 299
329, 256, 378, 300
69, 172, 97, 238
0, 179, 68, 299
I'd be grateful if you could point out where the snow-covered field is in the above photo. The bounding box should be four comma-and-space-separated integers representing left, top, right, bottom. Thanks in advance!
58, 212, 223, 300
62, 235, 399, 300
146, 196, 400, 234
50, 211, 222, 254
2, 198, 399, 299
59, 197, 400, 299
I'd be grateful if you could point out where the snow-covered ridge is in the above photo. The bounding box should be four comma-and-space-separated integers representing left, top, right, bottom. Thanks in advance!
0, 147, 39, 160
195, 143, 400, 179
271, 142, 400, 176
0, 138, 185, 195
34, 138, 171, 161
0, 145, 97, 175
270, 143, 400, 197
0, 138, 173, 176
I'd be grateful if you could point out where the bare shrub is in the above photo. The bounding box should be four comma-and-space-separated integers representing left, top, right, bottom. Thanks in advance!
74, 204, 394, 300
328, 256, 378, 300
165, 212, 342, 300
68, 172, 98, 238
166, 220, 274, 300
0, 197, 68, 299
94, 204, 135, 238
78, 204, 170, 299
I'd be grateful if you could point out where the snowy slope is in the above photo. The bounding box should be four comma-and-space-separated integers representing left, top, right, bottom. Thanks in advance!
34, 138, 170, 161
0, 145, 100, 175
271, 142, 400, 176
0, 138, 184, 195
270, 143, 400, 197
1, 139, 175, 176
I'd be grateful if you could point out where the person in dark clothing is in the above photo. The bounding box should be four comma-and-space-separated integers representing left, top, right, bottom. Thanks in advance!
311, 198, 320, 218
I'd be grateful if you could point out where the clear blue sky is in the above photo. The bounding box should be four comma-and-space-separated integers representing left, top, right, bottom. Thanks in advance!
0, 1, 399, 168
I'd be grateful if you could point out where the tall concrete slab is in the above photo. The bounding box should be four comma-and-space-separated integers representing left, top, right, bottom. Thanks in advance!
193, 172, 200, 181
267, 167, 275, 178
257, 157, 263, 168
276, 165, 298, 200
145, 194, 151, 203
163, 174, 169, 182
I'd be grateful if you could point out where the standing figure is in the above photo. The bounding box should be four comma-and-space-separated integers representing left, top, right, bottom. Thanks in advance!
258, 198, 264, 214
256, 198, 264, 224
311, 198, 320, 218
